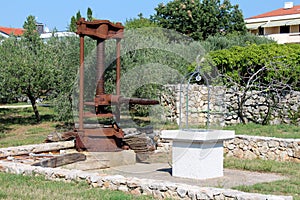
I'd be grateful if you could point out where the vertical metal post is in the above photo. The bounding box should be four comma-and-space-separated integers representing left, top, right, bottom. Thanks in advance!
96, 39, 105, 96
115, 39, 121, 122
116, 39, 121, 96
79, 35, 85, 131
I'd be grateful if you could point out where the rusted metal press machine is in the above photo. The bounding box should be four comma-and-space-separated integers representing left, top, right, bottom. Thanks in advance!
75, 18, 158, 152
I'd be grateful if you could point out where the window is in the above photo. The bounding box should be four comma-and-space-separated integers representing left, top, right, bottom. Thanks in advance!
258, 27, 264, 35
280, 25, 290, 33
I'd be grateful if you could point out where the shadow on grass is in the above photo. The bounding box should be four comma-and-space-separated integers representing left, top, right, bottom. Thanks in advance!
54, 123, 75, 132
0, 107, 56, 134
0, 124, 11, 135
0, 114, 54, 125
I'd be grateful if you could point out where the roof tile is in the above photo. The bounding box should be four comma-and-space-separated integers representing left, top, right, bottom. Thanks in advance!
247, 4, 300, 19
0, 26, 24, 36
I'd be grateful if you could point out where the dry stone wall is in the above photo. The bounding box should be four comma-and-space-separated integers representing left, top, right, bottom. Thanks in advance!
156, 132, 300, 162
161, 84, 300, 126
224, 135, 300, 162
161, 84, 225, 128
225, 88, 300, 125
0, 160, 292, 200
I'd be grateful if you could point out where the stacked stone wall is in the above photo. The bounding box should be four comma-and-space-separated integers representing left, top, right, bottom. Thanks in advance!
161, 84, 300, 126
224, 135, 300, 162
157, 133, 300, 162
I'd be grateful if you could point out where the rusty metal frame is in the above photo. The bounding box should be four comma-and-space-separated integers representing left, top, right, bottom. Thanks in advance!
75, 18, 159, 152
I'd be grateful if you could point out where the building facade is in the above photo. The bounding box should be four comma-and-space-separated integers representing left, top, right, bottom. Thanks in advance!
245, 2, 300, 44
0, 24, 75, 42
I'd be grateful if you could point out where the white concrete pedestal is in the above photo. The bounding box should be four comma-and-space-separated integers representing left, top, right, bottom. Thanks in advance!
161, 129, 235, 180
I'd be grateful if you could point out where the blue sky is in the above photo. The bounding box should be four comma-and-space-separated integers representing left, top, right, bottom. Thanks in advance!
1, 0, 300, 31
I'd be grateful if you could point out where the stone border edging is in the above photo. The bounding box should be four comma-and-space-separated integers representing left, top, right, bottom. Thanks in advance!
0, 160, 292, 200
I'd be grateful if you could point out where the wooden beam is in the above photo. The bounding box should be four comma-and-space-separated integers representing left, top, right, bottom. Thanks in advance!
32, 153, 86, 168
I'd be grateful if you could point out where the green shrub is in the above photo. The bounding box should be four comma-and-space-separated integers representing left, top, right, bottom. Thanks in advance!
209, 43, 300, 90
201, 32, 275, 51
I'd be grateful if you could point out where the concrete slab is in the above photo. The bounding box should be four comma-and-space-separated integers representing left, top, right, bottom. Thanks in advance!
74, 150, 286, 189
88, 162, 287, 189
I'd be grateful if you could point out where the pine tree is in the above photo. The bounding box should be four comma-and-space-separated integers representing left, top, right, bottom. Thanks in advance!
23, 15, 40, 46
68, 9, 94, 32
76, 11, 82, 21
228, 5, 247, 34
68, 11, 82, 32
69, 16, 77, 32
87, 7, 93, 21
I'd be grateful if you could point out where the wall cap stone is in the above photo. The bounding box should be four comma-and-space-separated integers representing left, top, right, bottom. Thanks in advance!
235, 135, 300, 143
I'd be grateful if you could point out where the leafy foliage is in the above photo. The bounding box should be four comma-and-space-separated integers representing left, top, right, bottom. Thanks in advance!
1, 8, 294, 126
0, 15, 95, 123
47, 36, 95, 123
151, 0, 247, 40
208, 43, 300, 124
102, 27, 204, 118
201, 32, 275, 51
0, 15, 56, 122
46, 36, 80, 122
125, 13, 159, 29
210, 43, 300, 88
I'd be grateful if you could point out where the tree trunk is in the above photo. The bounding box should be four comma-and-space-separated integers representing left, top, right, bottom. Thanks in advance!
27, 93, 41, 123
237, 94, 246, 124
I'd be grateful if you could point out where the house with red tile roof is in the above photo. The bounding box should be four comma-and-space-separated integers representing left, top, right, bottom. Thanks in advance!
0, 24, 76, 42
245, 2, 300, 44
0, 26, 24, 38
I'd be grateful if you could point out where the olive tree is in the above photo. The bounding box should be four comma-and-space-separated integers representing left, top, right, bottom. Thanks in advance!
0, 16, 68, 122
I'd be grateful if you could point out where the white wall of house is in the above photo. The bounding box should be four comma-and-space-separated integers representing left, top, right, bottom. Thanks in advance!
266, 33, 300, 44
39, 32, 76, 40
245, 3, 300, 44
0, 32, 9, 38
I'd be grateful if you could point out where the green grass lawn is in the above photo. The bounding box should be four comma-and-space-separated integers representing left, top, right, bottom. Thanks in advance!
223, 123, 300, 199
0, 104, 300, 199
0, 172, 154, 200
0, 106, 60, 148
1, 104, 299, 148
0, 104, 156, 199
224, 157, 300, 199
224, 123, 300, 139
